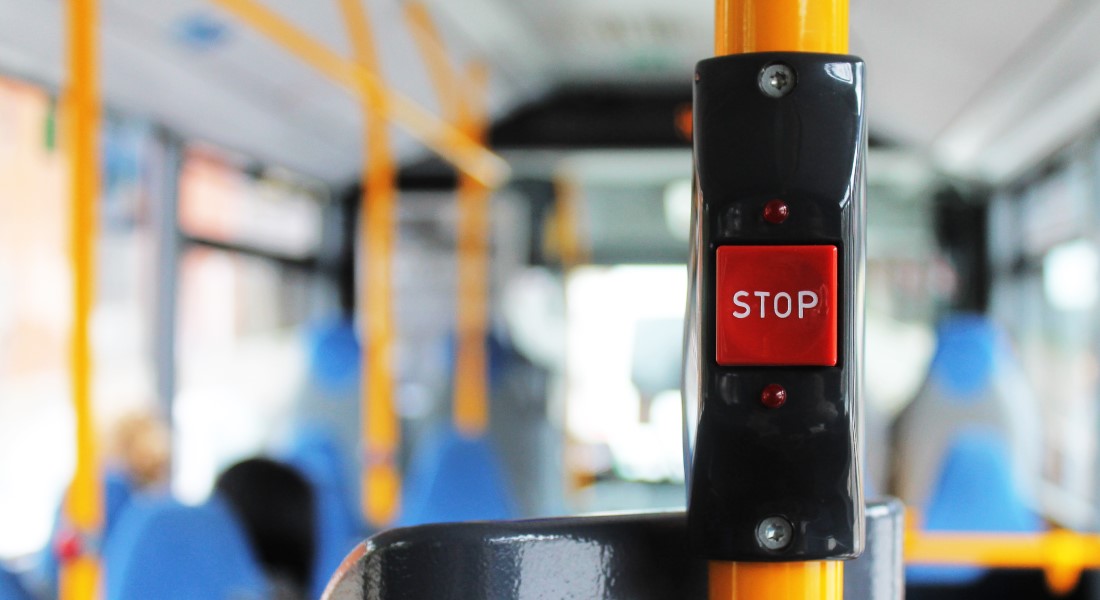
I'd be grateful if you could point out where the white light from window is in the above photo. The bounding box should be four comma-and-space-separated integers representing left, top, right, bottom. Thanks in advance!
663, 178, 693, 242
1043, 239, 1099, 311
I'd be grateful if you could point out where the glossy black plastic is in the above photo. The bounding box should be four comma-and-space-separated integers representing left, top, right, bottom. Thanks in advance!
686, 52, 867, 561
322, 502, 902, 599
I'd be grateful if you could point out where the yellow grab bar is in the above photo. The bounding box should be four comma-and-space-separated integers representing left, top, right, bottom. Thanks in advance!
709, 0, 848, 597
60, 0, 104, 598
714, 0, 848, 56
906, 529, 1100, 595
449, 63, 492, 438
208, 0, 509, 188
336, 0, 401, 529
403, 2, 493, 437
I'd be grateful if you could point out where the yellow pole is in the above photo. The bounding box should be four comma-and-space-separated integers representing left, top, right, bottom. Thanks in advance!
714, 0, 848, 56
449, 63, 492, 437
61, 0, 103, 598
208, 0, 509, 188
710, 561, 844, 599
336, 0, 401, 529
905, 529, 1100, 596
403, 1, 493, 438
710, 0, 847, 598
550, 171, 588, 496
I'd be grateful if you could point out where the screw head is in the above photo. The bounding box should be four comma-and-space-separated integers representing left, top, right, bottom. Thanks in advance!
756, 516, 794, 551
759, 64, 796, 98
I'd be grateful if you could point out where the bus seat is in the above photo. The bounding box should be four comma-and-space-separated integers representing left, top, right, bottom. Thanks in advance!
33, 470, 135, 598
907, 429, 1042, 585
0, 565, 32, 600
892, 314, 1041, 512
400, 426, 517, 526
895, 314, 1043, 587
307, 317, 361, 395
102, 497, 267, 600
283, 428, 366, 599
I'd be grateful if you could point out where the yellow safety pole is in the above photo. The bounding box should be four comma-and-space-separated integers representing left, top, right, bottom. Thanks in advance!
906, 529, 1100, 595
60, 0, 103, 598
403, 1, 493, 437
208, 0, 509, 188
449, 64, 492, 437
336, 0, 401, 529
714, 0, 848, 56
551, 172, 588, 496
711, 0, 848, 598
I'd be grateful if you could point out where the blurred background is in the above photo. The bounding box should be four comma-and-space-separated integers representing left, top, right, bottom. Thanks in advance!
2, 0, 1100, 598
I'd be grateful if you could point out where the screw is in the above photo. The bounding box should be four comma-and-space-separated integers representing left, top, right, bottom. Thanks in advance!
759, 64, 795, 98
756, 516, 794, 550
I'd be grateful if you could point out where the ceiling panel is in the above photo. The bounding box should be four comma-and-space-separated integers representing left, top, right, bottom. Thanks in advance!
0, 0, 1094, 184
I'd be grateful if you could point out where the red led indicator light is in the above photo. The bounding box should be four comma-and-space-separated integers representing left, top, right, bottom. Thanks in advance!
761, 384, 787, 409
762, 199, 790, 224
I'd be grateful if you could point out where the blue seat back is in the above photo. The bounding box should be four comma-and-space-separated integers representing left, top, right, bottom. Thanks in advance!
898, 315, 1043, 586
103, 497, 267, 600
401, 427, 517, 526
907, 429, 1042, 585
307, 317, 361, 395
927, 315, 999, 402
0, 566, 31, 600
284, 428, 366, 599
35, 471, 134, 597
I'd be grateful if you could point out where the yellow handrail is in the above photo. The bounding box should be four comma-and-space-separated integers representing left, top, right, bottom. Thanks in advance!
449, 64, 492, 438
60, 0, 103, 598
709, 1, 848, 598
208, 0, 509, 188
710, 561, 843, 599
714, 0, 848, 56
402, 1, 493, 438
336, 0, 401, 529
906, 528, 1100, 595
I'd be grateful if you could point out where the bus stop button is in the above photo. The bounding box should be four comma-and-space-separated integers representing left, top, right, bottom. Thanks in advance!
716, 245, 838, 366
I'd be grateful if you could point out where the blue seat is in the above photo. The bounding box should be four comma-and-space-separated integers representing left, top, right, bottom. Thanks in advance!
895, 315, 1044, 586
0, 565, 31, 600
283, 427, 366, 599
33, 471, 134, 597
307, 317, 361, 395
926, 315, 999, 401
400, 426, 517, 526
103, 496, 267, 600
908, 430, 1042, 584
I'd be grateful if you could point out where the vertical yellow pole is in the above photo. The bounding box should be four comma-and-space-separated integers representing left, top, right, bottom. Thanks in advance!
61, 0, 103, 598
710, 1, 847, 598
403, 2, 493, 438
714, 0, 848, 56
450, 63, 492, 438
337, 0, 401, 528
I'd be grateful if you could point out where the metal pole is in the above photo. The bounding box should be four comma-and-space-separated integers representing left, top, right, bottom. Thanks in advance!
402, 2, 493, 437
707, 1, 851, 598
207, 0, 509, 188
60, 0, 103, 597
336, 0, 402, 529
151, 130, 183, 451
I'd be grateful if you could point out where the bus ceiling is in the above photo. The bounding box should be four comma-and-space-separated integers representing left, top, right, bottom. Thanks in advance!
1, 0, 1099, 185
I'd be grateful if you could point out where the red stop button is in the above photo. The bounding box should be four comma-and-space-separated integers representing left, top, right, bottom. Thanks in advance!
715, 245, 838, 366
